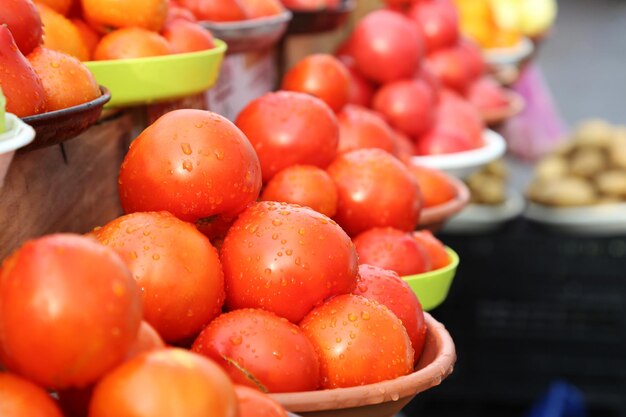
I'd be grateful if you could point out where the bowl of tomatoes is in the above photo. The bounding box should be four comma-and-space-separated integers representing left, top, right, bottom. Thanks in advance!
270, 312, 456, 417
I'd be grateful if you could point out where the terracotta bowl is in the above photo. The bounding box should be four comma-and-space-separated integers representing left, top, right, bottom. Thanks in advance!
482, 89, 526, 128
418, 175, 471, 232
270, 313, 456, 417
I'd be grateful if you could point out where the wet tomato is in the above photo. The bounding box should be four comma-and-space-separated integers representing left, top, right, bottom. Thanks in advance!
337, 105, 397, 155
413, 230, 450, 270
0, 373, 63, 417
405, 163, 457, 207
0, 0, 43, 55
235, 385, 289, 417
220, 201, 358, 323
192, 309, 320, 392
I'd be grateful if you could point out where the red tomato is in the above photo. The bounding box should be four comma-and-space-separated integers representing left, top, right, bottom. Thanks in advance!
391, 128, 416, 162
382, 0, 413, 9
124, 321, 166, 360
192, 309, 320, 393
93, 212, 225, 343
413, 230, 450, 270
416, 63, 441, 96
89, 349, 238, 417
281, 54, 350, 113
281, 0, 339, 10
162, 20, 215, 53
405, 163, 456, 207
166, 5, 198, 23
437, 90, 485, 147
466, 76, 510, 111
354, 264, 427, 363
179, 0, 247, 21
0, 26, 46, 117
0, 234, 142, 389
327, 148, 423, 236
337, 105, 397, 155
426, 45, 472, 94
300, 294, 414, 388
0, 373, 64, 417
220, 201, 358, 323
0, 0, 43, 55
458, 37, 485, 80
372, 78, 436, 137
353, 227, 431, 276
414, 126, 475, 155
119, 109, 262, 223
235, 385, 289, 417
344, 60, 375, 107
351, 10, 424, 84
239, 0, 285, 18
407, 0, 458, 53
235, 91, 339, 182
261, 165, 338, 217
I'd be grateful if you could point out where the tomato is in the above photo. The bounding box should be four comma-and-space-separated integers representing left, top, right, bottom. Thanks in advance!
353, 227, 431, 276
239, 0, 285, 18
458, 37, 485, 80
162, 20, 215, 53
414, 126, 475, 155
413, 230, 450, 270
166, 5, 198, 24
382, 0, 412, 9
125, 321, 166, 360
372, 78, 436, 137
220, 201, 358, 323
351, 10, 423, 84
93, 212, 225, 343
344, 60, 375, 107
180, 0, 247, 21
466, 76, 509, 111
0, 373, 64, 417
281, 54, 350, 113
0, 26, 46, 117
407, 0, 458, 53
0, 234, 142, 389
327, 148, 422, 236
437, 90, 484, 147
391, 129, 416, 162
281, 0, 339, 10
336, 105, 397, 155
405, 163, 457, 207
235, 385, 288, 417
300, 294, 414, 388
192, 309, 320, 392
425, 45, 472, 94
354, 264, 427, 363
416, 63, 441, 96
94, 27, 171, 60
89, 349, 238, 417
235, 91, 339, 182
119, 109, 262, 224
0, 0, 43, 55
261, 165, 338, 218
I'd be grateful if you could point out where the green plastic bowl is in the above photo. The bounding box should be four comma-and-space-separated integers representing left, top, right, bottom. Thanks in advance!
84, 40, 227, 108
402, 247, 459, 311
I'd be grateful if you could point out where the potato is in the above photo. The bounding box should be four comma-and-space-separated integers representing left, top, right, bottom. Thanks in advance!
609, 130, 626, 169
595, 171, 626, 198
574, 119, 615, 148
534, 156, 569, 181
528, 177, 597, 207
569, 148, 606, 177
472, 176, 506, 205
484, 159, 508, 179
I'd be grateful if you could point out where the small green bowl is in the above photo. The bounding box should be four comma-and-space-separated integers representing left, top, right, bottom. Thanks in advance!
402, 247, 459, 311
84, 40, 227, 108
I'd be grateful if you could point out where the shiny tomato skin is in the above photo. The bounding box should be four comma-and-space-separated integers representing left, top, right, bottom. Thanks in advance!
437, 90, 485, 147
192, 309, 320, 393
0, 0, 43, 55
392, 128, 416, 162
235, 91, 339, 182
124, 321, 166, 360
235, 385, 289, 417
119, 109, 262, 223
261, 165, 338, 218
300, 294, 414, 389
220, 201, 358, 323
354, 264, 427, 363
458, 37, 485, 80
0, 234, 142, 389
415, 126, 476, 155
351, 10, 424, 84
88, 348, 238, 417
281, 53, 350, 113
162, 20, 215, 53
93, 211, 225, 343
337, 105, 397, 155
327, 148, 423, 236
0, 373, 64, 417
372, 78, 437, 137
413, 230, 450, 270
179, 0, 247, 21
353, 227, 431, 276
407, 0, 459, 53
426, 46, 472, 94
406, 163, 457, 207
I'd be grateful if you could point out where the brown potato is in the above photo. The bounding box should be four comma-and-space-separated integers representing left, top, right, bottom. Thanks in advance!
609, 130, 626, 169
484, 159, 508, 179
574, 119, 615, 148
534, 156, 569, 181
595, 171, 626, 198
472, 176, 506, 205
569, 148, 606, 178
528, 177, 597, 207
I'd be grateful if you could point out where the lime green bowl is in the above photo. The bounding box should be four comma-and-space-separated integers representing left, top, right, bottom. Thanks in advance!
84, 40, 227, 108
402, 247, 459, 311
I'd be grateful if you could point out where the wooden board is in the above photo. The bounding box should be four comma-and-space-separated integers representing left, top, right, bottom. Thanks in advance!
0, 113, 132, 260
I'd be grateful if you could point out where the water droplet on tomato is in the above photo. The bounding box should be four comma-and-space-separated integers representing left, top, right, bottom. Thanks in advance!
181, 143, 192, 155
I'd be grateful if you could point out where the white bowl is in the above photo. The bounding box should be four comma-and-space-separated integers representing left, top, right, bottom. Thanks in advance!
410, 130, 507, 179
483, 36, 534, 67
442, 188, 526, 234
0, 113, 36, 187
524, 201, 626, 236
